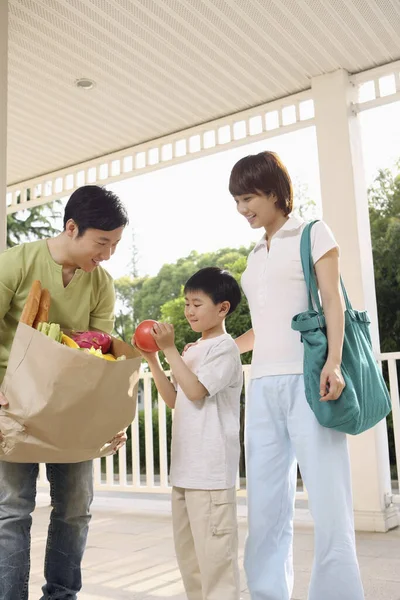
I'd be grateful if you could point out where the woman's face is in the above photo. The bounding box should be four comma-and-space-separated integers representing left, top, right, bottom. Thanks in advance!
234, 191, 281, 229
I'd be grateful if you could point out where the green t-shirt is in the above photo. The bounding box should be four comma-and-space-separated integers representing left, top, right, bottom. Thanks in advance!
0, 239, 115, 383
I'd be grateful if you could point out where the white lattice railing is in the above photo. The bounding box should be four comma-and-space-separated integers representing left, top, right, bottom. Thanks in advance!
37, 355, 399, 505
353, 59, 400, 113
381, 352, 400, 505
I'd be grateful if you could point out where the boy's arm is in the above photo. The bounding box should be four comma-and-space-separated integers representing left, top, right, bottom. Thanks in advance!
145, 353, 177, 409
152, 323, 208, 402
163, 346, 208, 402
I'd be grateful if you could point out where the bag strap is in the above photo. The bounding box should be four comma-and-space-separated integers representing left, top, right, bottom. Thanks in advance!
300, 220, 353, 313
300, 221, 322, 312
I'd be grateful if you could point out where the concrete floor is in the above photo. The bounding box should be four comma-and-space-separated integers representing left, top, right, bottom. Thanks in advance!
29, 491, 400, 600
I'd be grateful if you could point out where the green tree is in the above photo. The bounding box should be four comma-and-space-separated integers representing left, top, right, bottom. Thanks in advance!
132, 247, 252, 323
113, 229, 144, 342
368, 163, 400, 479
159, 249, 253, 363
128, 229, 140, 278
114, 275, 146, 342
292, 179, 318, 221
113, 245, 254, 374
368, 163, 400, 353
7, 203, 62, 248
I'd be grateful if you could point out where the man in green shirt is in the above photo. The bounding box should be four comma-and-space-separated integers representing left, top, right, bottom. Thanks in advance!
0, 185, 129, 599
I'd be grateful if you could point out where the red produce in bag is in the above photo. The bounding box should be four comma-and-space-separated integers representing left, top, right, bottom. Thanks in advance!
70, 331, 112, 353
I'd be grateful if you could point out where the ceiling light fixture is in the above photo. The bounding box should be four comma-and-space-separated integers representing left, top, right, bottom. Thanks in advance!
75, 78, 95, 90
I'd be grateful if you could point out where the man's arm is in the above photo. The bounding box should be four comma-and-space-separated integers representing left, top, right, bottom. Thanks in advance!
0, 247, 24, 411
0, 248, 20, 323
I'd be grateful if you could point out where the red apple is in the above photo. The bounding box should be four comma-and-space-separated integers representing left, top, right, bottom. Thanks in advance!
134, 320, 160, 353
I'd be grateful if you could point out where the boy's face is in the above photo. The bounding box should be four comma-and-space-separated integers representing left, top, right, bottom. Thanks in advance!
65, 220, 124, 272
184, 291, 228, 334
234, 191, 279, 229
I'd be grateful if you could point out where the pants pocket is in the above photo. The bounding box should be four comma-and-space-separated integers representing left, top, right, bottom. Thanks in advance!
210, 488, 237, 536
207, 487, 239, 586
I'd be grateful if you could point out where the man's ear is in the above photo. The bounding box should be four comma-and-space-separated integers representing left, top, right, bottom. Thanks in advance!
65, 219, 79, 238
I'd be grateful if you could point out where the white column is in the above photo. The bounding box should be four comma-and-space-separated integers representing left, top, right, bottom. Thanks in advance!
312, 69, 399, 532
0, 0, 8, 252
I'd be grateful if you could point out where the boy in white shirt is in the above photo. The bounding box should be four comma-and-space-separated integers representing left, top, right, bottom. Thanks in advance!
134, 267, 243, 600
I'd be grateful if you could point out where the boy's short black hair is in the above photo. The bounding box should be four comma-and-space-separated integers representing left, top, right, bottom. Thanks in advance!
184, 267, 241, 316
229, 151, 293, 216
63, 185, 129, 236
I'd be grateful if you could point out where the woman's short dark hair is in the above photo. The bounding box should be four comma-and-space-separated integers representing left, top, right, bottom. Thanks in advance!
229, 151, 293, 216
184, 267, 241, 316
63, 185, 129, 236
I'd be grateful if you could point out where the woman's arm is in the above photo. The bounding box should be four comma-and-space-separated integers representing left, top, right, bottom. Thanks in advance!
235, 328, 254, 354
315, 247, 345, 401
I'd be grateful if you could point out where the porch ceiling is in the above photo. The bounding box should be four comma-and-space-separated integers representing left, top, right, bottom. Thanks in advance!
7, 0, 400, 186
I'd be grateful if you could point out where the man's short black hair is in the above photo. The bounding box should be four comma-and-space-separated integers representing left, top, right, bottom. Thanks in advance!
63, 185, 129, 236
184, 267, 241, 316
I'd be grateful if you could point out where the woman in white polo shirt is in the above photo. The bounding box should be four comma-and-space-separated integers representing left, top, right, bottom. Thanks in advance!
230, 151, 364, 600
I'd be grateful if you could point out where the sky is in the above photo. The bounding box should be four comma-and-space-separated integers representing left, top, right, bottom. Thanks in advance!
99, 101, 400, 280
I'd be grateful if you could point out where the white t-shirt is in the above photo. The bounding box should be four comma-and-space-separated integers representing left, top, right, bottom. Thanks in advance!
170, 333, 243, 490
241, 216, 338, 378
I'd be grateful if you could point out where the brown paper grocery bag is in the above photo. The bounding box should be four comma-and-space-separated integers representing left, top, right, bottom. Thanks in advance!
0, 322, 142, 463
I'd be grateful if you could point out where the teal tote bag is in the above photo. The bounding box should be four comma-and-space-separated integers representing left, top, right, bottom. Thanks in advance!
291, 221, 391, 435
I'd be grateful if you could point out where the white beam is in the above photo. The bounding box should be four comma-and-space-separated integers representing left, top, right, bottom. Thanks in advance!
6, 89, 315, 213
5, 58, 400, 216
0, 0, 8, 251
312, 69, 398, 532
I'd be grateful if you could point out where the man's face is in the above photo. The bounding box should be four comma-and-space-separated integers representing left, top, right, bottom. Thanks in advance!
66, 221, 124, 272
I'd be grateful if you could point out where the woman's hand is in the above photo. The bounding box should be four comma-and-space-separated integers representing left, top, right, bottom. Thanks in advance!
320, 360, 345, 401
182, 341, 198, 355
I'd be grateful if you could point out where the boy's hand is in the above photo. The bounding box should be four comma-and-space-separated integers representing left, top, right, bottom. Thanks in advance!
152, 322, 175, 351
